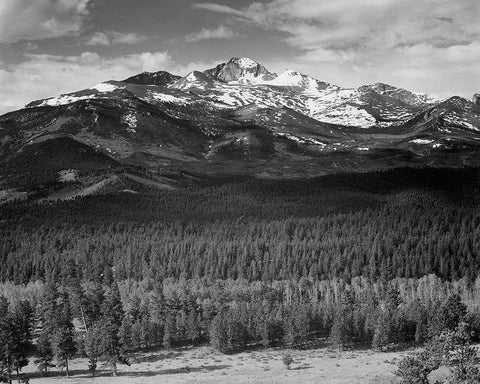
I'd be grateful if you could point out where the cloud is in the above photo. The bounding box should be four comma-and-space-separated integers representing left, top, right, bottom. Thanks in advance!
0, 51, 220, 115
194, 1, 480, 54
185, 25, 236, 42
85, 31, 148, 46
198, 0, 480, 50
85, 32, 110, 46
0, 0, 92, 43
193, 3, 243, 16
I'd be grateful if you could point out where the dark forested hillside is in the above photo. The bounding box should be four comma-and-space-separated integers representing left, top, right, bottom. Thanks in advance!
1, 167, 480, 284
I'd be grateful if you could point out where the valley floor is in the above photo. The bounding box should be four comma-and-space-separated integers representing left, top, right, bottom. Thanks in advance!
22, 344, 452, 384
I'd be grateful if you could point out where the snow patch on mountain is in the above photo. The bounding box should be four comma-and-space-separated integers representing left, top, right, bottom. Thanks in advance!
275, 132, 327, 147
91, 82, 122, 93
411, 139, 434, 144
37, 94, 95, 107
214, 92, 240, 106
267, 70, 304, 86
147, 91, 189, 105
122, 112, 137, 133
314, 104, 376, 128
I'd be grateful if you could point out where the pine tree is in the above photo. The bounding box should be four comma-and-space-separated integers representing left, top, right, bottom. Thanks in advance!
372, 311, 390, 351
51, 297, 77, 378
209, 308, 229, 353
283, 304, 309, 348
185, 311, 201, 345
329, 295, 355, 350
442, 294, 467, 331
0, 298, 34, 384
35, 332, 54, 376
163, 312, 175, 349
10, 301, 34, 378
444, 322, 480, 383
84, 324, 105, 377
99, 282, 129, 376
0, 296, 14, 384
394, 334, 448, 384
119, 316, 134, 352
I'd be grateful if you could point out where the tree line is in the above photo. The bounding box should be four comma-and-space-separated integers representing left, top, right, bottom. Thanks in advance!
2, 274, 480, 381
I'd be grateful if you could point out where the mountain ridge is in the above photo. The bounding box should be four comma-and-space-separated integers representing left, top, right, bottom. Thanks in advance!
1, 57, 480, 201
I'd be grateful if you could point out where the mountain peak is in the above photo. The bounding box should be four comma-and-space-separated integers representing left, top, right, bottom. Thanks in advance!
204, 57, 275, 83
170, 70, 217, 90
359, 82, 437, 106
123, 71, 180, 86
227, 57, 261, 69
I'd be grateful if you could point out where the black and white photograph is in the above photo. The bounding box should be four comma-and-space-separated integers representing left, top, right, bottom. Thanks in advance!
1, 0, 480, 383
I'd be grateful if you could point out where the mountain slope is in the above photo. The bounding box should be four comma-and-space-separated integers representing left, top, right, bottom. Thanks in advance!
1, 57, 480, 200
123, 71, 181, 86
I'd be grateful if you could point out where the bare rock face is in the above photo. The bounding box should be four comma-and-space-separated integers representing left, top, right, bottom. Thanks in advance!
473, 93, 480, 105
204, 57, 276, 83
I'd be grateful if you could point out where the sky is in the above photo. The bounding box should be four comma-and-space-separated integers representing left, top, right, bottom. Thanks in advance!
0, 0, 479, 115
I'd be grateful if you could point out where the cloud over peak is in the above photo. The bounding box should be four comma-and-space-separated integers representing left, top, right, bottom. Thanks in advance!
85, 31, 148, 46
185, 25, 236, 42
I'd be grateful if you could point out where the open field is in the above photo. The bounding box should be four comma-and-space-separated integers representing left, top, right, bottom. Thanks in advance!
21, 344, 453, 384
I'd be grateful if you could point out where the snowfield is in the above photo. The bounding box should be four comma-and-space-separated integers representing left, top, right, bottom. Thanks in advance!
91, 82, 122, 93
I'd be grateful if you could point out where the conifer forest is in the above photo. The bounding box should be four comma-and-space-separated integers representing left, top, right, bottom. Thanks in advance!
1, 167, 480, 382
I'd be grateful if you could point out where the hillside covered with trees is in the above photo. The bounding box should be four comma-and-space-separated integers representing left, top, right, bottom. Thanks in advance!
1, 167, 480, 382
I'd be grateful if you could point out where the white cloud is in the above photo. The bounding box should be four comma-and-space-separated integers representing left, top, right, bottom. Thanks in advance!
85, 31, 148, 46
0, 0, 92, 43
0, 51, 220, 115
185, 25, 236, 42
85, 32, 110, 46
217, 0, 480, 50
193, 3, 243, 16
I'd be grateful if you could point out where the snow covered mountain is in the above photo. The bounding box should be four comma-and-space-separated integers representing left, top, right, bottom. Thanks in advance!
203, 57, 276, 83
24, 57, 441, 129
1, 57, 480, 200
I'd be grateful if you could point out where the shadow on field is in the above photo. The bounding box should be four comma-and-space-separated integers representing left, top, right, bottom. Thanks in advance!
118, 364, 231, 377
132, 351, 183, 364
291, 364, 313, 370
26, 369, 93, 379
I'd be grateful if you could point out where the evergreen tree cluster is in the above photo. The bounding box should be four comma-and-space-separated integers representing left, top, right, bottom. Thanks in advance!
0, 274, 479, 381
2, 187, 480, 284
